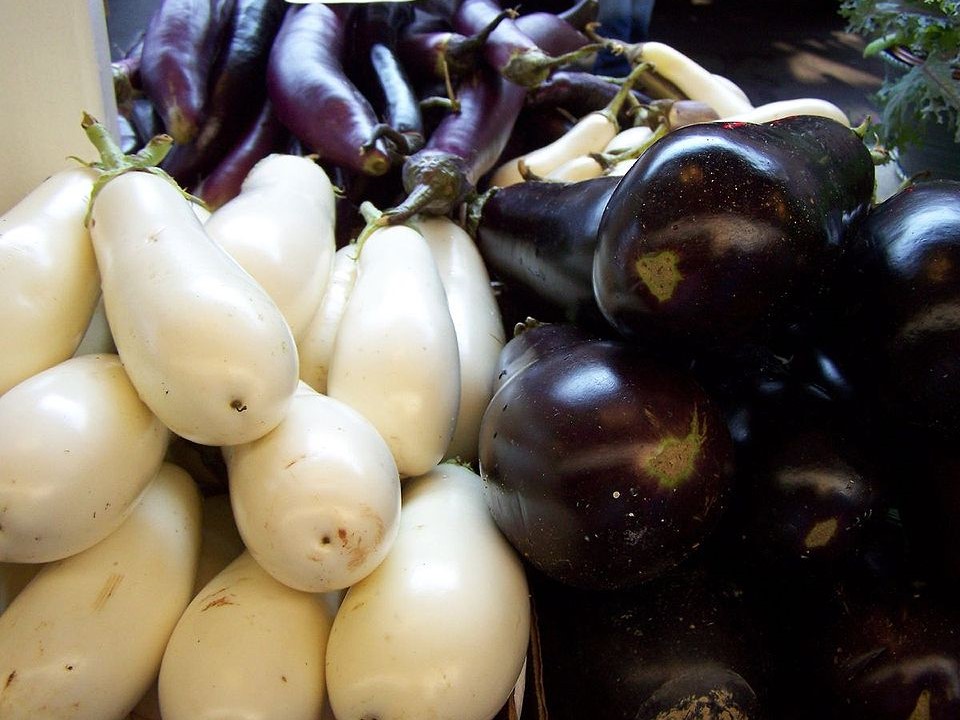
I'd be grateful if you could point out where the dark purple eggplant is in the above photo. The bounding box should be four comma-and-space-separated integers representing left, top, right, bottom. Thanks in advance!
525, 69, 652, 122
478, 333, 735, 590
531, 560, 767, 719
158, 0, 286, 188
825, 581, 960, 719
593, 115, 875, 354
472, 175, 621, 331
834, 180, 960, 442
140, 0, 236, 143
452, 0, 600, 87
193, 100, 288, 210
491, 318, 599, 395
367, 43, 425, 156
198, 0, 287, 148
381, 64, 527, 222
514, 6, 593, 57
266, 3, 392, 176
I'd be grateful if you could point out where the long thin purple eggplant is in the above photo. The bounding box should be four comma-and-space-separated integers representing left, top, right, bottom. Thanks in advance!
266, 3, 392, 176
198, 0, 287, 148
369, 43, 425, 155
452, 0, 600, 87
514, 7, 593, 57
161, 0, 287, 190
396, 9, 513, 83
194, 100, 288, 210
381, 64, 527, 222
347, 3, 424, 156
140, 0, 236, 144
526, 69, 652, 122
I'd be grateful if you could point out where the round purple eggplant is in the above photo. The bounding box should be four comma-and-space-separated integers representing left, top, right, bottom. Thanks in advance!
836, 180, 960, 442
592, 115, 874, 354
478, 335, 734, 589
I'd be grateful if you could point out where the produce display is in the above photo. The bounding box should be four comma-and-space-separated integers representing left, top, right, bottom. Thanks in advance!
2, 0, 960, 718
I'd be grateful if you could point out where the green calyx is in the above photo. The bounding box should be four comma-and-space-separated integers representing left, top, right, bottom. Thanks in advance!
74, 111, 206, 226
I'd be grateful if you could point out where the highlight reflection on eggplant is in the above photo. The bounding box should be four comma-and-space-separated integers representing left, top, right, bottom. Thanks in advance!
479, 331, 734, 590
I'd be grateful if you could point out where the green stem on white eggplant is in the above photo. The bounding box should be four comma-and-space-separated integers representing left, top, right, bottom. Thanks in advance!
75, 112, 206, 226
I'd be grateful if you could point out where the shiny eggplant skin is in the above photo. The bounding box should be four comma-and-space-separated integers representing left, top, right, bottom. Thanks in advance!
475, 176, 620, 331
478, 336, 734, 590
837, 180, 960, 442
491, 319, 598, 396
826, 582, 960, 720
593, 115, 874, 354
531, 561, 767, 719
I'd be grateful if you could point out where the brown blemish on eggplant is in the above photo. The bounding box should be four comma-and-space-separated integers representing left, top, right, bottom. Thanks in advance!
635, 250, 683, 303
804, 518, 839, 549
654, 689, 748, 720
231, 399, 248, 413
345, 507, 386, 571
201, 594, 237, 611
5, 670, 15, 688
93, 573, 124, 611
642, 409, 707, 490
198, 586, 236, 612
908, 689, 932, 720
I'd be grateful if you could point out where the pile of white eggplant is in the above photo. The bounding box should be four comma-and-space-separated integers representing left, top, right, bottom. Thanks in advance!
0, 129, 528, 720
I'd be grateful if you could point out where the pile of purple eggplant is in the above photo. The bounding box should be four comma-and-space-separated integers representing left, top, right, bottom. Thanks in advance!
112, 1, 960, 717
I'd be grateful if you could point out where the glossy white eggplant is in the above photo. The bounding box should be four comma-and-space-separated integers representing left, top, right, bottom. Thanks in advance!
0, 462, 203, 720
226, 382, 401, 592
414, 216, 505, 463
325, 462, 530, 720
158, 551, 335, 720
0, 353, 170, 563
298, 244, 359, 394
326, 225, 460, 478
0, 167, 101, 395
88, 170, 299, 446
205, 154, 337, 341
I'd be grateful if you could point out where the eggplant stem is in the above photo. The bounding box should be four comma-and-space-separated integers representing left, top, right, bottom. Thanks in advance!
77, 112, 206, 226
596, 121, 669, 169
503, 42, 606, 88
443, 8, 515, 78
368, 123, 417, 156
597, 60, 654, 125
463, 186, 497, 238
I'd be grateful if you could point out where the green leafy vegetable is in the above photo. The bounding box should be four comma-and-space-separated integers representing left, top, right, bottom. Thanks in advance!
840, 0, 960, 148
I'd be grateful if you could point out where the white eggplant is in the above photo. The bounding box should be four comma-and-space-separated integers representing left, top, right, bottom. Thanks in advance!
204, 154, 337, 341
298, 244, 359, 394
720, 97, 851, 126
414, 216, 505, 463
0, 353, 170, 563
89, 170, 299, 446
0, 462, 203, 720
158, 551, 335, 720
630, 41, 754, 117
0, 167, 100, 395
226, 381, 401, 592
325, 463, 530, 720
488, 61, 648, 188
326, 224, 460, 478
